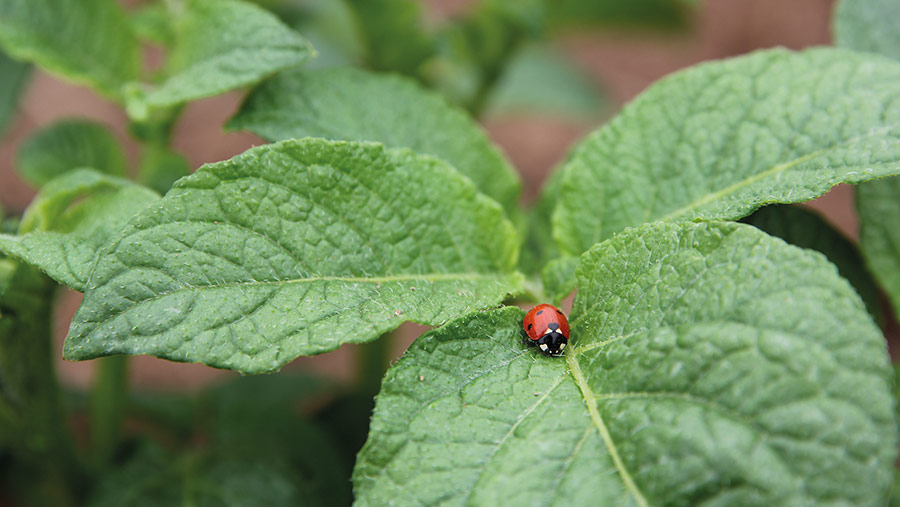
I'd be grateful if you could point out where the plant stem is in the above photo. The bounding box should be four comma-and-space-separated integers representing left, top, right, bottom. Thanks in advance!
0, 266, 81, 504
90, 354, 129, 468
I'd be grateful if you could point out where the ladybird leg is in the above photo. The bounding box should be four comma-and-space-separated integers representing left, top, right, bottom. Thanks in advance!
521, 330, 535, 347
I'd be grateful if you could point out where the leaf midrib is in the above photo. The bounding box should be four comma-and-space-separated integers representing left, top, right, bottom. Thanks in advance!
566, 352, 649, 507
76, 270, 515, 335
90, 270, 511, 298
656, 124, 900, 224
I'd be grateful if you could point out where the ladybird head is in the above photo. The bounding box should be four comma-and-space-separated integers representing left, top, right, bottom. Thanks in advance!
536, 330, 567, 356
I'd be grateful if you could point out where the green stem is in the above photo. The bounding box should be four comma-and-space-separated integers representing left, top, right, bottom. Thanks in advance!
90, 354, 129, 468
357, 331, 395, 395
0, 266, 81, 505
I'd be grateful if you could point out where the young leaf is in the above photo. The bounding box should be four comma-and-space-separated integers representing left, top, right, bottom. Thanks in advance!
0, 50, 29, 134
554, 48, 900, 256
343, 0, 434, 75
275, 0, 364, 69
136, 0, 314, 112
834, 0, 900, 61
0, 170, 160, 291
137, 144, 192, 195
0, 0, 139, 100
857, 177, 900, 316
228, 67, 522, 214
541, 255, 578, 304
130, 3, 175, 47
64, 139, 522, 373
520, 166, 564, 277
832, 0, 900, 323
16, 119, 127, 187
483, 43, 606, 120
520, 166, 577, 301
741, 204, 883, 324
423, 0, 542, 111
355, 222, 896, 505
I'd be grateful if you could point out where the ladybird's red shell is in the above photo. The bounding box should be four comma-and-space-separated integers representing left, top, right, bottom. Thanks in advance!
523, 304, 570, 341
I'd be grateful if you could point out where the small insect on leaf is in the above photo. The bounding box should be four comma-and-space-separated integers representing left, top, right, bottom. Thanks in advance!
522, 303, 570, 356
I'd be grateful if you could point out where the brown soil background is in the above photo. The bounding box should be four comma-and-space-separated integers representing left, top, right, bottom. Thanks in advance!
3, 0, 887, 393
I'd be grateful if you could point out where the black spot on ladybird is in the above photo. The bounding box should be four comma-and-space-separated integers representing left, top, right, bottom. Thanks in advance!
536, 310, 543, 315
527, 323, 533, 330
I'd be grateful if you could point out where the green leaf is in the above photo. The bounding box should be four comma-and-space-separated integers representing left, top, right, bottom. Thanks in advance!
1, 217, 17, 235
275, 0, 364, 70
16, 119, 128, 187
64, 139, 522, 373
834, 0, 900, 61
541, 255, 578, 304
228, 67, 522, 214
88, 445, 315, 507
520, 166, 576, 301
742, 204, 883, 324
858, 176, 900, 317
520, 166, 564, 276
555, 48, 900, 256
0, 170, 160, 291
484, 43, 606, 120
344, 0, 434, 75
0, 0, 139, 100
0, 49, 29, 134
137, 144, 192, 195
130, 3, 175, 47
135, 0, 315, 112
423, 0, 542, 111
105, 373, 347, 505
201, 374, 350, 505
355, 222, 896, 505
832, 0, 900, 323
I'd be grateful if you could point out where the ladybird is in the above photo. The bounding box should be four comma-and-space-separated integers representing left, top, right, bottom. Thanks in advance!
523, 304, 570, 356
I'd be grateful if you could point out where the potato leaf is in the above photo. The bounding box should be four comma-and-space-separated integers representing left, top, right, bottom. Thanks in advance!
833, 0, 900, 321
134, 0, 314, 113
343, 0, 433, 75
857, 177, 900, 317
88, 446, 316, 507
0, 49, 29, 134
16, 119, 127, 188
0, 0, 138, 100
64, 139, 522, 373
483, 43, 606, 120
834, 0, 900, 62
0, 170, 159, 291
742, 204, 883, 324
355, 222, 895, 505
555, 48, 900, 256
228, 67, 521, 215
